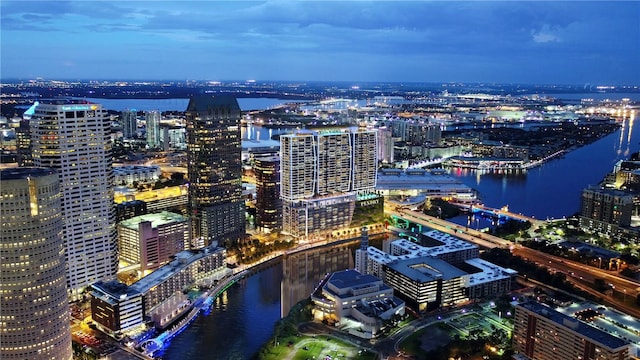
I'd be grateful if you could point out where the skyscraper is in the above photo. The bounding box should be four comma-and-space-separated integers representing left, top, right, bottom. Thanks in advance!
15, 118, 33, 166
121, 109, 137, 139
0, 168, 72, 360
254, 155, 282, 233
146, 110, 161, 149
280, 128, 377, 238
31, 100, 118, 298
186, 96, 245, 247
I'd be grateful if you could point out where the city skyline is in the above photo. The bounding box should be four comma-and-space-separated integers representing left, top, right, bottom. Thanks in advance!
1, 1, 639, 85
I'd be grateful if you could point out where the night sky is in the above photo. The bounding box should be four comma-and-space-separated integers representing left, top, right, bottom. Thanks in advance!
1, 1, 639, 84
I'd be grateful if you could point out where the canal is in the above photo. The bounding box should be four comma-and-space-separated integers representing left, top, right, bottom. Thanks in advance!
165, 117, 638, 359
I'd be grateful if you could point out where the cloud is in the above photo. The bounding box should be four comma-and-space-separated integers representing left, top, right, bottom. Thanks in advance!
532, 24, 560, 44
1, 1, 638, 84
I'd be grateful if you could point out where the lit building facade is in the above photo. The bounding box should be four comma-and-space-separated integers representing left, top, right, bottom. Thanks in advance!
280, 128, 377, 238
145, 110, 161, 149
186, 96, 245, 246
311, 270, 405, 339
90, 246, 229, 334
254, 155, 282, 232
379, 118, 441, 145
383, 256, 467, 312
118, 212, 190, 271
113, 165, 161, 186
121, 109, 137, 139
0, 168, 72, 360
31, 100, 117, 298
513, 301, 631, 360
361, 231, 515, 312
580, 186, 634, 235
376, 127, 394, 164
15, 119, 33, 166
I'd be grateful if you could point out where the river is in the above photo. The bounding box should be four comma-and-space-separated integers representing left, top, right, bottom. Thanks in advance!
161, 264, 284, 360
449, 116, 637, 220
117, 95, 637, 359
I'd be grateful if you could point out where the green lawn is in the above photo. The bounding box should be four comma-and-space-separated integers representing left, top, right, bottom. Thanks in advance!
259, 335, 375, 360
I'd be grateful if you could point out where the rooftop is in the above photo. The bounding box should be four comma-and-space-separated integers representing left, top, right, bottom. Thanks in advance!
118, 211, 189, 229
0, 167, 57, 180
129, 246, 224, 294
518, 301, 630, 350
185, 95, 240, 113
328, 269, 384, 291
463, 258, 517, 286
385, 256, 467, 282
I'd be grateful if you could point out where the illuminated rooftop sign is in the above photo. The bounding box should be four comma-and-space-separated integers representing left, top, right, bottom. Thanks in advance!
61, 105, 98, 111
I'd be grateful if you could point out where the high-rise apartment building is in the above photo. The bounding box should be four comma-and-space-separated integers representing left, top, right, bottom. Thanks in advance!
186, 96, 245, 246
254, 155, 282, 233
579, 186, 634, 235
280, 128, 377, 238
513, 301, 631, 360
146, 110, 161, 149
121, 109, 137, 139
31, 100, 118, 298
0, 168, 72, 360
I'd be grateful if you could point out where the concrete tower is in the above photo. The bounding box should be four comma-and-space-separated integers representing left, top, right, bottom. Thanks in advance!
0, 168, 72, 360
31, 100, 118, 298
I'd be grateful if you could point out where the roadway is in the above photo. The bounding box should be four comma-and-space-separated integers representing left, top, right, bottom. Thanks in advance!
387, 208, 511, 249
512, 246, 640, 301
387, 208, 640, 319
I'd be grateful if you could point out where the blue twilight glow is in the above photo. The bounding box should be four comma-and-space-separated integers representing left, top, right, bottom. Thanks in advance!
1, 1, 638, 84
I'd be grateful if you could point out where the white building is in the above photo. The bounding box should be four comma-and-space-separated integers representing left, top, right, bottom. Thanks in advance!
122, 109, 137, 139
113, 165, 161, 186
0, 168, 73, 360
31, 100, 118, 298
280, 128, 377, 238
146, 110, 161, 149
361, 230, 515, 311
311, 269, 405, 339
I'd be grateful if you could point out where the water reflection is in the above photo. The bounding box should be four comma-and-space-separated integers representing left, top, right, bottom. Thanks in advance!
450, 118, 640, 219
281, 244, 354, 317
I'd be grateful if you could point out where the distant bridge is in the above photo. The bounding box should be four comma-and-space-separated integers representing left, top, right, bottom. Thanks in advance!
469, 204, 539, 225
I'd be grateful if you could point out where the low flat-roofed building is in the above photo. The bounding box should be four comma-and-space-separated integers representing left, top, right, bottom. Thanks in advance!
115, 185, 188, 216
461, 258, 517, 299
384, 256, 467, 312
118, 211, 190, 271
361, 231, 515, 312
90, 281, 144, 336
391, 230, 480, 266
114, 165, 161, 186
129, 247, 229, 312
513, 301, 631, 360
311, 269, 404, 339
90, 246, 230, 335
376, 168, 477, 203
